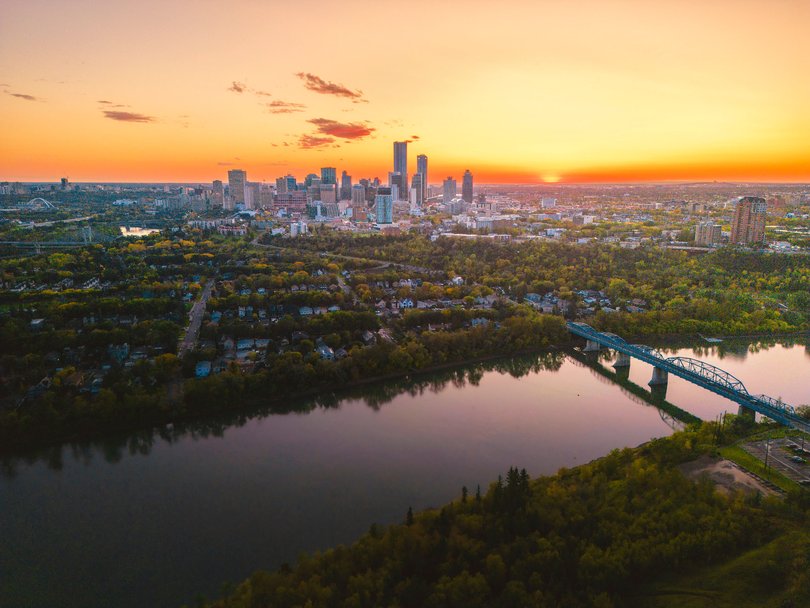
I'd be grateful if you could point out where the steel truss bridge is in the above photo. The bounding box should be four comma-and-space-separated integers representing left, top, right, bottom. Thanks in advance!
568, 322, 810, 433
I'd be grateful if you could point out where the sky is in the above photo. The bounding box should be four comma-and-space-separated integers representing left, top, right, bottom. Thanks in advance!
1, 0, 809, 184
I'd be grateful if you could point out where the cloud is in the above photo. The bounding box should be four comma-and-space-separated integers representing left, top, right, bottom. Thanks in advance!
254, 90, 273, 97
299, 134, 335, 149
308, 118, 374, 140
228, 81, 247, 93
7, 92, 41, 102
411, 135, 420, 140
102, 110, 155, 123
217, 161, 235, 166
265, 100, 306, 114
98, 100, 113, 104
296, 72, 365, 101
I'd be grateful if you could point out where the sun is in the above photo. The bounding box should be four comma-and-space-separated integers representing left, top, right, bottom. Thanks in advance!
541, 174, 561, 183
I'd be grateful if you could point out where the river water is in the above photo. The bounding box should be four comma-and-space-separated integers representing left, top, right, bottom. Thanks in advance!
2, 340, 808, 607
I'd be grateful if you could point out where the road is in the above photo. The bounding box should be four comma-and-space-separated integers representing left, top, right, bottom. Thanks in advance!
743, 437, 810, 484
178, 279, 214, 356
251, 238, 443, 276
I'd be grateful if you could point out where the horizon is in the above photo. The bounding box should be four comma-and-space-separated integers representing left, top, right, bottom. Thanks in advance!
2, 0, 809, 184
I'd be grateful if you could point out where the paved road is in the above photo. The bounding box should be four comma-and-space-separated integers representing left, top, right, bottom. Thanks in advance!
743, 437, 810, 484
178, 279, 214, 356
252, 238, 443, 276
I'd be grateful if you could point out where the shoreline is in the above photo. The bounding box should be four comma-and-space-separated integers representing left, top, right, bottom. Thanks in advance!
2, 330, 805, 458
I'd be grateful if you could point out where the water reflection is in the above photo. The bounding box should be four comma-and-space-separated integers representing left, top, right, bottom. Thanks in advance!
0, 352, 566, 477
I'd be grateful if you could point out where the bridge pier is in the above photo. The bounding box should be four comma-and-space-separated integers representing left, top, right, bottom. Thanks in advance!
648, 367, 669, 386
584, 339, 602, 352
738, 405, 756, 420
612, 352, 631, 368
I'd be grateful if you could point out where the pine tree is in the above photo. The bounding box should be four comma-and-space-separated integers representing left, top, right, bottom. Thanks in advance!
461, 486, 468, 503
406, 506, 414, 526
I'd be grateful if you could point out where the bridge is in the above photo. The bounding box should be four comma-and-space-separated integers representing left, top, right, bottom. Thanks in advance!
567, 322, 810, 433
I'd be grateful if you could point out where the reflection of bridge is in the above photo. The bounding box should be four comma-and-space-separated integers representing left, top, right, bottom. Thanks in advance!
568, 322, 809, 433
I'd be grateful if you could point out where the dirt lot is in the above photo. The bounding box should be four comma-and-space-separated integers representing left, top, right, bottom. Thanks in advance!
679, 455, 776, 496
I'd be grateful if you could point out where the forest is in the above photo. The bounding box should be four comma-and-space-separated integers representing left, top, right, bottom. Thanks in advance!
199, 423, 810, 608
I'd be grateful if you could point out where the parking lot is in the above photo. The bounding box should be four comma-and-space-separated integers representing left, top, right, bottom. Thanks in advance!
743, 437, 810, 488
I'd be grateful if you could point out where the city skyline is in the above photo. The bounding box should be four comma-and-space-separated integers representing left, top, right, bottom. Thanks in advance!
2, 0, 809, 184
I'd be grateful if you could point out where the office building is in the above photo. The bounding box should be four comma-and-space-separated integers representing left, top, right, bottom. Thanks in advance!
212, 180, 224, 207
228, 169, 247, 207
274, 191, 307, 213
416, 154, 428, 202
389, 171, 406, 203
730, 196, 767, 245
393, 142, 408, 200
541, 197, 556, 209
695, 222, 722, 246
443, 176, 457, 204
351, 184, 366, 205
304, 173, 319, 188
60, 177, 69, 190
462, 170, 473, 203
340, 171, 352, 200
375, 187, 393, 224
410, 173, 423, 207
275, 176, 288, 194
320, 167, 336, 185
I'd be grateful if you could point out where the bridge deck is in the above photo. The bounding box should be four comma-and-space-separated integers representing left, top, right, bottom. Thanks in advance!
568, 322, 809, 433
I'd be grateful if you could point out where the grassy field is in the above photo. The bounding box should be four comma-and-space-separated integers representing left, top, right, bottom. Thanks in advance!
631, 529, 810, 608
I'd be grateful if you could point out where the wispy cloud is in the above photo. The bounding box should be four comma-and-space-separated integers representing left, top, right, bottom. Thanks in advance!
102, 110, 155, 123
217, 161, 235, 166
296, 72, 365, 102
266, 100, 306, 114
6, 91, 42, 102
299, 134, 335, 149
228, 81, 247, 93
308, 118, 374, 140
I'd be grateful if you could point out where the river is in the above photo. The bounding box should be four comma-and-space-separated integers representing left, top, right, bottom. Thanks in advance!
2, 339, 808, 607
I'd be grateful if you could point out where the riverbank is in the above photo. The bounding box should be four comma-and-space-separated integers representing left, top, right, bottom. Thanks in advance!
0, 346, 568, 457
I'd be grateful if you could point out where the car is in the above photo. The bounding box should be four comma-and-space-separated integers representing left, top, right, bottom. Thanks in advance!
790, 456, 807, 464
799, 480, 810, 487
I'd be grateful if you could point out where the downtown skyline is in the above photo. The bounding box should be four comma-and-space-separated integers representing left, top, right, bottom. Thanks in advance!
2, 0, 809, 184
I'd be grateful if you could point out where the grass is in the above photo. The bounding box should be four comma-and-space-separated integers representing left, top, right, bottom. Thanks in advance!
718, 444, 798, 493
630, 529, 810, 608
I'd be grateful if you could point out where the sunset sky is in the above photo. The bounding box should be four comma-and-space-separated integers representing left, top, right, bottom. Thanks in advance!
1, 0, 809, 184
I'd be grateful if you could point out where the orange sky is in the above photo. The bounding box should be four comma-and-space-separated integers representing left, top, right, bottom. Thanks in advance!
1, 0, 809, 184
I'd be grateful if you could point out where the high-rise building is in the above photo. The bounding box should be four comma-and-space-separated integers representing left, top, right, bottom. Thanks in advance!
285, 175, 297, 192
228, 169, 247, 207
443, 177, 457, 204
375, 187, 393, 224
393, 141, 408, 200
340, 171, 352, 200
212, 180, 224, 207
60, 177, 69, 190
275, 176, 288, 194
410, 173, 424, 207
416, 154, 428, 199
730, 196, 767, 245
305, 173, 319, 188
351, 184, 366, 205
695, 222, 722, 246
541, 197, 556, 209
244, 182, 261, 210
388, 171, 406, 203
321, 167, 336, 185
462, 170, 473, 203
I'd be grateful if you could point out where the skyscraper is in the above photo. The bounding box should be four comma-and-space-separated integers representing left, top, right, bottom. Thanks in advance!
443, 177, 457, 204
462, 170, 473, 203
389, 171, 406, 199
375, 187, 393, 224
410, 173, 423, 207
228, 169, 247, 207
730, 196, 767, 245
320, 167, 336, 185
393, 141, 407, 200
340, 171, 352, 200
416, 154, 428, 202
212, 180, 224, 207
